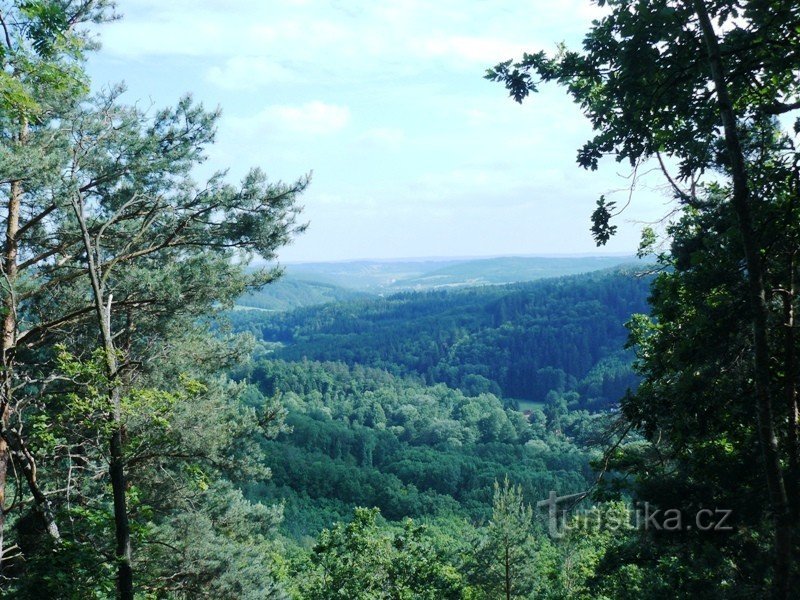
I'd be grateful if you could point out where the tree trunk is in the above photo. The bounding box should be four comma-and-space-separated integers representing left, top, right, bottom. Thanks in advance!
72, 197, 133, 600
6, 430, 59, 539
505, 542, 511, 600
693, 2, 793, 597
0, 171, 22, 569
0, 121, 61, 568
110, 421, 132, 599
779, 260, 799, 517
0, 436, 7, 569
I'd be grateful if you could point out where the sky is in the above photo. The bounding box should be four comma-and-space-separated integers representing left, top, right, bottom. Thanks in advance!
85, 0, 671, 263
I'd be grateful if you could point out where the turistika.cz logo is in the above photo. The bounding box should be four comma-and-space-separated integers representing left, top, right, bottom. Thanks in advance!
537, 490, 734, 538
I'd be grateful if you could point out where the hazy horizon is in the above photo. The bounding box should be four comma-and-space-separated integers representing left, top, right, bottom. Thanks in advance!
277, 251, 639, 265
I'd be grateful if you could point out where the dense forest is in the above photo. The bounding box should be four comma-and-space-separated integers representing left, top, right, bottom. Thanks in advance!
232, 269, 650, 410
235, 359, 597, 537
1, 1, 800, 599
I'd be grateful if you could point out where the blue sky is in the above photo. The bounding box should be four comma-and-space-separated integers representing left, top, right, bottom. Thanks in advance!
86, 0, 670, 262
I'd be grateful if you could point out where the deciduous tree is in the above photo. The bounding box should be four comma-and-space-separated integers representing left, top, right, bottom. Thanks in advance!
487, 1, 800, 596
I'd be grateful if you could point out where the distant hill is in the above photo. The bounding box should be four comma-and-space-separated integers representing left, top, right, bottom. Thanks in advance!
240, 255, 644, 311
236, 276, 367, 312
283, 259, 464, 290
392, 255, 639, 288
278, 255, 640, 291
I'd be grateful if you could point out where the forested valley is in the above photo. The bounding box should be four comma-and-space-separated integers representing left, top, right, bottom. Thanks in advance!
231, 269, 648, 534
2, 1, 800, 599
232, 269, 649, 408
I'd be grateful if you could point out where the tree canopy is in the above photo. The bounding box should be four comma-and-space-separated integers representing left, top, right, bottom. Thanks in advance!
488, 0, 800, 596
0, 1, 307, 596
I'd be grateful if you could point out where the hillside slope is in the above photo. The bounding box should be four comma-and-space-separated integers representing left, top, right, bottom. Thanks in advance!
237, 276, 367, 311
231, 268, 651, 409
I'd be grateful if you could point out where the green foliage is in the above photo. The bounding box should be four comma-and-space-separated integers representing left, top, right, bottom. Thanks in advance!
0, 69, 40, 118
3, 340, 291, 596
299, 507, 465, 599
589, 196, 617, 246
636, 227, 657, 259
606, 196, 796, 595
142, 483, 287, 600
0, 3, 306, 596
0, 1, 106, 120
488, 1, 800, 596
19, 0, 71, 58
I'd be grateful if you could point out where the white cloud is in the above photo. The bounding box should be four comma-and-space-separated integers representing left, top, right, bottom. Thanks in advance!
357, 127, 405, 147
97, 15, 229, 57
97, 0, 566, 78
205, 56, 296, 90
88, 0, 656, 261
417, 35, 530, 64
229, 101, 351, 136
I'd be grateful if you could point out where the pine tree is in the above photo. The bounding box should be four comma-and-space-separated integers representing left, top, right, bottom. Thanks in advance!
469, 477, 537, 600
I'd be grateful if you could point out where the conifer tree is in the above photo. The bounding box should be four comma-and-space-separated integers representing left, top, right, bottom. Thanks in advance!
468, 477, 537, 600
